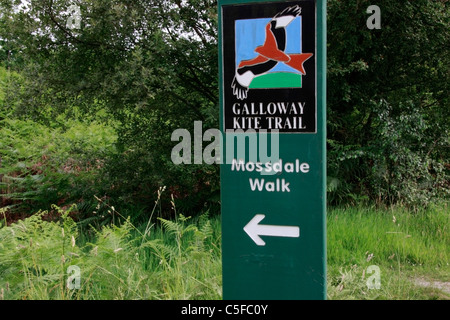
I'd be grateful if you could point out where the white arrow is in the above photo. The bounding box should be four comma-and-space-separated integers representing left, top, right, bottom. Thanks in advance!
243, 214, 300, 246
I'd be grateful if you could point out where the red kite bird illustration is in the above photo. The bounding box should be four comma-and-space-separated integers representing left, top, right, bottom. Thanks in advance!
232, 5, 313, 100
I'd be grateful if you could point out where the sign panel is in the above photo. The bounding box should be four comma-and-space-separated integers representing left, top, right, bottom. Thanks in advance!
219, 0, 326, 300
222, 1, 316, 133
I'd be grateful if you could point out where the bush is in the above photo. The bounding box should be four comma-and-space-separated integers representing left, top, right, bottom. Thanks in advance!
327, 99, 449, 208
0, 117, 117, 215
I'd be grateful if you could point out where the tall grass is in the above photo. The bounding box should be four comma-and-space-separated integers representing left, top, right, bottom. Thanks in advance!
0, 200, 222, 300
0, 203, 448, 300
327, 203, 449, 299
328, 205, 448, 268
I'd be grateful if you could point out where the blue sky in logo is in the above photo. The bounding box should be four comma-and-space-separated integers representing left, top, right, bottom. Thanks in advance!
235, 17, 302, 73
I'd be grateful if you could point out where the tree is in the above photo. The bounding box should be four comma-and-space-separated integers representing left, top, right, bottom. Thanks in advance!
0, 0, 448, 209
0, 0, 220, 214
326, 0, 449, 206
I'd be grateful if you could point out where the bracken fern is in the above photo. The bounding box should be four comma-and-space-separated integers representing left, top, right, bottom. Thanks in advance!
0, 203, 222, 300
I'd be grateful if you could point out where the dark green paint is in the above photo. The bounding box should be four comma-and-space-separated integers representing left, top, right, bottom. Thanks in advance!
219, 0, 327, 300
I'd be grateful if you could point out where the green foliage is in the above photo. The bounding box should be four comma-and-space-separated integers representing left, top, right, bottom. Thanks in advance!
0, 205, 222, 300
0, 0, 448, 210
328, 98, 449, 208
0, 0, 220, 214
0, 204, 448, 300
367, 100, 449, 207
326, 0, 449, 207
327, 204, 449, 299
0, 205, 80, 299
0, 67, 6, 110
327, 205, 449, 268
0, 117, 117, 214
0, 66, 21, 119
144, 212, 222, 299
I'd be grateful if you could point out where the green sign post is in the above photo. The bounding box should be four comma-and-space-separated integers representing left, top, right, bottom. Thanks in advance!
219, 0, 326, 299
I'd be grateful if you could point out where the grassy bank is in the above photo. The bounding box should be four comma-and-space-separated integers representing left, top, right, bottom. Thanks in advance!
327, 204, 449, 299
0, 204, 448, 300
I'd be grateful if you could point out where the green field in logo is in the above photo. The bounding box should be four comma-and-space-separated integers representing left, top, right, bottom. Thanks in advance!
249, 73, 302, 89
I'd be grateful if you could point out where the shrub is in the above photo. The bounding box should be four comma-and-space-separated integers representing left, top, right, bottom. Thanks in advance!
0, 117, 117, 216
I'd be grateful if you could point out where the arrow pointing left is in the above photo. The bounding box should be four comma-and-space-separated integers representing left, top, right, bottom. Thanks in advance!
243, 214, 300, 246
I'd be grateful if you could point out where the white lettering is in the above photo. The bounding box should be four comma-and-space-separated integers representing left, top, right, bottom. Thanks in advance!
231, 159, 245, 171
232, 103, 240, 115
249, 178, 265, 191
249, 178, 291, 192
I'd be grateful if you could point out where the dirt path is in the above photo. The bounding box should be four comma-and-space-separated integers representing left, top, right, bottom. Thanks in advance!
414, 277, 450, 295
